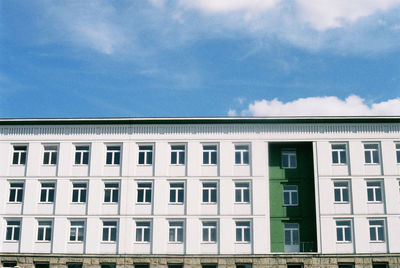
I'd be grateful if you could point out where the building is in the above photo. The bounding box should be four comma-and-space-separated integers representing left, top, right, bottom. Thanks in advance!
0, 117, 399, 268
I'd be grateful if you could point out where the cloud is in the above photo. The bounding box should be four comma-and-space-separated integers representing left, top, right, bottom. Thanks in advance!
236, 95, 400, 116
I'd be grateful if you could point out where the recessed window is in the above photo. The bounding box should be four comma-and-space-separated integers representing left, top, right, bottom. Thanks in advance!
102, 221, 118, 242
396, 143, 400, 163
43, 145, 57, 165
284, 223, 299, 247
135, 265, 149, 268
336, 220, 352, 242
101, 264, 116, 268
202, 182, 217, 203
37, 220, 52, 241
35, 263, 50, 268
138, 145, 153, 165
171, 145, 185, 165
40, 182, 55, 203
104, 183, 119, 203
369, 220, 385, 242
72, 183, 87, 203
331, 144, 347, 164
2, 262, 18, 267
338, 263, 354, 268
67, 263, 83, 268
364, 143, 380, 164
287, 264, 303, 268
283, 185, 298, 206
135, 221, 151, 242
236, 265, 252, 268
75, 145, 89, 165
235, 182, 250, 203
235, 144, 249, 165
137, 183, 152, 204
5, 220, 21, 241
12, 145, 27, 165
69, 221, 85, 242
202, 265, 217, 268
106, 145, 121, 165
372, 263, 388, 268
169, 221, 184, 243
202, 221, 217, 243
168, 265, 183, 268
281, 150, 296, 169
8, 182, 24, 203
169, 183, 184, 204
366, 181, 383, 202
203, 145, 217, 165
334, 181, 350, 203
235, 221, 251, 242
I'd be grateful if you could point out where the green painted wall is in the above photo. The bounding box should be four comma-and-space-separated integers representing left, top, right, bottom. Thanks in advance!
269, 142, 317, 252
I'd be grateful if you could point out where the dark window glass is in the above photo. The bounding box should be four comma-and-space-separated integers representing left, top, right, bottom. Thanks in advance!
2, 262, 17, 267
372, 264, 388, 268
236, 265, 252, 268
35, 263, 50, 268
67, 264, 83, 268
135, 265, 150, 268
106, 152, 113, 164
338, 264, 354, 268
202, 265, 218, 268
287, 265, 303, 268
168, 265, 183, 268
101, 264, 116, 268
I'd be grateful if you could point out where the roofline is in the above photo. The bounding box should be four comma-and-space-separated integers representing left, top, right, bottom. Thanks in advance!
0, 116, 399, 126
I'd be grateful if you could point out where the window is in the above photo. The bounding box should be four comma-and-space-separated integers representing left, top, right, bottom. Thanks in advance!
138, 145, 153, 165
135, 221, 151, 242
338, 264, 354, 268
202, 182, 217, 203
287, 265, 303, 268
235, 182, 250, 203
35, 263, 50, 268
102, 221, 117, 242
396, 143, 400, 163
104, 183, 119, 203
235, 221, 251, 242
135, 265, 149, 268
372, 263, 388, 268
40, 182, 55, 203
69, 221, 85, 242
284, 223, 299, 247
331, 144, 347, 164
202, 265, 218, 268
72, 183, 87, 203
5, 220, 20, 241
171, 145, 185, 165
67, 263, 83, 268
37, 220, 52, 241
369, 220, 385, 242
106, 145, 121, 165
74, 145, 89, 165
334, 181, 350, 203
137, 183, 152, 203
8, 182, 24, 203
366, 181, 383, 202
235, 144, 249, 165
43, 145, 57, 165
364, 143, 380, 164
203, 145, 217, 165
236, 265, 252, 268
283, 185, 298, 206
282, 150, 296, 169
169, 183, 184, 204
169, 221, 184, 242
2, 262, 17, 267
336, 220, 352, 242
12, 145, 27, 165
168, 265, 183, 268
101, 264, 116, 268
202, 221, 217, 243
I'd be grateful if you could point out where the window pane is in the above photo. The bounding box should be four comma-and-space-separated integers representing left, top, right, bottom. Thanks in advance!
203, 152, 208, 164
243, 189, 250, 202
375, 188, 382, 201
203, 228, 208, 241
111, 228, 117, 241
45, 227, 52, 240
284, 230, 291, 245
211, 152, 217, 164
365, 151, 371, 163
337, 228, 343, 241
370, 228, 376, 241
145, 189, 151, 203
147, 152, 152, 164
236, 228, 241, 241
12, 153, 19, 164
144, 228, 150, 242
202, 189, 208, 202
171, 152, 177, 164
9, 189, 16, 202
112, 189, 119, 202
82, 152, 89, 164
292, 192, 298, 204
38, 228, 44, 240
137, 190, 144, 202
178, 189, 184, 202
48, 189, 54, 202
235, 152, 241, 164
340, 151, 346, 163
284, 192, 290, 204
367, 188, 374, 201
43, 152, 49, 164
211, 228, 217, 242
378, 227, 384, 241
211, 189, 217, 202
114, 152, 120, 165
51, 152, 57, 164
243, 151, 249, 164
372, 151, 379, 163
169, 228, 175, 241
136, 229, 142, 242
244, 228, 250, 241
332, 152, 338, 163
292, 230, 299, 244
345, 227, 351, 241
106, 153, 112, 164
177, 228, 183, 242
170, 190, 175, 202
138, 152, 145, 164
179, 152, 185, 164
235, 189, 241, 202
343, 188, 349, 202
81, 190, 86, 202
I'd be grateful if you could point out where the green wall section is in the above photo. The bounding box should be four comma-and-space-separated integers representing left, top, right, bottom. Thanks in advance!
269, 142, 317, 252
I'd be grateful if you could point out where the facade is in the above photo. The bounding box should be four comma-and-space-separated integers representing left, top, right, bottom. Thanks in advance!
0, 117, 399, 268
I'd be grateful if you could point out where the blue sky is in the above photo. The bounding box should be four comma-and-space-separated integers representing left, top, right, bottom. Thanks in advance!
1, 0, 400, 118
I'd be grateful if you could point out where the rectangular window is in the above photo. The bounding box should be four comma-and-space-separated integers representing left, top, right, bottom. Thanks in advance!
202, 221, 217, 243
40, 182, 55, 203
135, 265, 149, 268
168, 265, 183, 268
372, 263, 388, 268
338, 264, 354, 268
12, 145, 27, 165
366, 181, 383, 202
283, 185, 298, 206
2, 262, 18, 267
287, 265, 303, 268
102, 221, 117, 242
35, 263, 50, 268
135, 221, 151, 242
334, 181, 350, 203
137, 183, 152, 203
169, 221, 184, 242
72, 183, 87, 203
74, 145, 89, 165
67, 264, 83, 268
43, 145, 57, 165
236, 265, 252, 268
138, 145, 153, 165
235, 182, 250, 203
369, 220, 385, 242
37, 220, 52, 241
235, 144, 249, 165
202, 182, 217, 203
282, 150, 296, 169
171, 145, 185, 165
331, 144, 347, 164
169, 183, 184, 204
203, 145, 217, 165
8, 182, 24, 203
101, 264, 116, 268
202, 265, 217, 268
69, 221, 85, 242
6, 220, 21, 241
284, 223, 299, 246
106, 145, 121, 165
364, 143, 380, 164
235, 221, 251, 242
336, 220, 352, 242
104, 183, 119, 203
396, 143, 400, 163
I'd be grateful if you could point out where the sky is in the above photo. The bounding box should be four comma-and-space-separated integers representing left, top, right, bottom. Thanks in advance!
1, 0, 400, 118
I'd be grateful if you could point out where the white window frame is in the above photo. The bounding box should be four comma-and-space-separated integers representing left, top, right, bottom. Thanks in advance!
331, 143, 347, 165
72, 182, 87, 203
235, 221, 251, 243
5, 219, 21, 241
202, 182, 217, 204
169, 182, 184, 204
135, 221, 151, 243
235, 182, 250, 203
106, 145, 121, 165
37, 220, 52, 242
102, 221, 118, 242
170, 144, 185, 165
12, 145, 27, 165
369, 219, 385, 242
39, 182, 55, 203
138, 145, 153, 165
202, 221, 217, 243
363, 143, 380, 164
283, 185, 298, 206
202, 144, 218, 165
395, 143, 400, 164
333, 181, 350, 203
43, 145, 58, 165
74, 145, 90, 165
366, 181, 383, 203
284, 223, 299, 246
168, 221, 184, 243
335, 220, 352, 243
104, 182, 119, 203
137, 182, 152, 204
281, 150, 297, 169
234, 144, 250, 165
8, 182, 24, 203
69, 220, 85, 242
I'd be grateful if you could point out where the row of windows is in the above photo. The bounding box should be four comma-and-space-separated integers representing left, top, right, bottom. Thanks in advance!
4, 219, 251, 243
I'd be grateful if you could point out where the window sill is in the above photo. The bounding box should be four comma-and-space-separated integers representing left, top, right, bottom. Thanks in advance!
104, 164, 120, 167
68, 241, 84, 244
72, 164, 89, 167
38, 202, 54, 204
35, 241, 51, 243
334, 202, 350, 204
331, 164, 348, 166
137, 164, 153, 166
134, 241, 151, 244
201, 202, 217, 205
168, 241, 183, 244
136, 202, 152, 205
6, 202, 22, 205
168, 203, 184, 205
10, 164, 25, 167
283, 204, 298, 207
41, 164, 57, 167
102, 202, 119, 205
234, 241, 251, 244
3, 240, 19, 243
201, 241, 217, 244
336, 241, 352, 244
169, 164, 185, 166
201, 164, 217, 166
234, 164, 250, 166
70, 202, 86, 205
367, 201, 383, 204
369, 241, 385, 243
234, 202, 251, 205
100, 241, 117, 244
364, 163, 380, 166
282, 167, 297, 169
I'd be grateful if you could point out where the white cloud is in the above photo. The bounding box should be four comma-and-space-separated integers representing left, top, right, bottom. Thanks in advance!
238, 95, 400, 116
180, 0, 280, 13
227, 109, 237, 116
